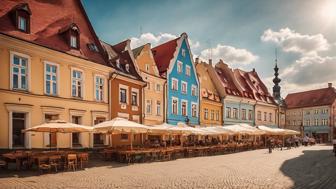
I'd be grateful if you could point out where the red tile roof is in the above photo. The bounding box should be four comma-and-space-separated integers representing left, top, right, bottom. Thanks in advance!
0, 0, 106, 65
214, 62, 242, 97
152, 37, 180, 76
285, 87, 336, 109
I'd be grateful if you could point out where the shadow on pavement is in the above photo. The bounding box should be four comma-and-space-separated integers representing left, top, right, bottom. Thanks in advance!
280, 146, 336, 189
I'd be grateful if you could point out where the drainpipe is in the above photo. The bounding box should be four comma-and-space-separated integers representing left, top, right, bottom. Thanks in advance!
164, 81, 167, 123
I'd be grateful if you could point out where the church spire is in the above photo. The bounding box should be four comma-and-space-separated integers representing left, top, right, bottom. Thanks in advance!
273, 49, 281, 101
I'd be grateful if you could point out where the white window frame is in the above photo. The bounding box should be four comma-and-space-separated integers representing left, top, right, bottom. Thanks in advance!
191, 102, 198, 118
181, 100, 188, 116
186, 65, 191, 76
172, 97, 178, 115
94, 74, 105, 102
10, 51, 31, 91
131, 88, 139, 106
191, 85, 197, 96
181, 81, 188, 94
70, 35, 77, 48
177, 61, 183, 73
71, 67, 84, 98
119, 84, 129, 104
156, 83, 161, 92
204, 108, 209, 120
18, 16, 27, 31
156, 100, 161, 116
181, 49, 186, 57
171, 78, 178, 91
44, 61, 60, 96
146, 99, 152, 114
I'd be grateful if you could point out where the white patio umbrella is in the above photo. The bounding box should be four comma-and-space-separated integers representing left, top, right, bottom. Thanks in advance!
239, 124, 266, 135
23, 120, 93, 150
257, 125, 286, 135
222, 124, 255, 135
94, 117, 151, 150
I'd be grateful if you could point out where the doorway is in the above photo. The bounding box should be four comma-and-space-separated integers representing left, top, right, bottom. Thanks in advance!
12, 113, 26, 148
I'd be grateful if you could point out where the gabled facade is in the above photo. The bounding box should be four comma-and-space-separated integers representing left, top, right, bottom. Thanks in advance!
0, 0, 111, 149
132, 43, 165, 125
196, 60, 222, 126
101, 40, 146, 124
152, 33, 199, 125
285, 83, 336, 142
208, 61, 256, 126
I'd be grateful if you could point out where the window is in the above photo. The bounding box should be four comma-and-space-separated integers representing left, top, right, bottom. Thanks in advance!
156, 101, 161, 115
131, 91, 138, 106
186, 65, 191, 76
146, 100, 152, 114
269, 113, 272, 122
305, 111, 310, 115
314, 109, 319, 114
11, 54, 29, 90
322, 109, 328, 114
257, 111, 261, 121
181, 49, 186, 57
181, 101, 187, 116
120, 88, 127, 103
18, 16, 27, 31
44, 114, 58, 147
72, 116, 82, 145
147, 82, 151, 90
192, 104, 197, 117
191, 85, 197, 96
226, 107, 231, 118
322, 119, 328, 126
242, 109, 246, 120
71, 69, 83, 98
215, 111, 219, 121
172, 78, 178, 90
87, 43, 99, 52
70, 35, 78, 48
45, 63, 58, 95
12, 113, 26, 148
204, 108, 209, 120
233, 108, 238, 119
145, 64, 149, 72
156, 84, 161, 91
264, 112, 267, 121
210, 110, 215, 120
172, 98, 178, 114
181, 81, 187, 94
248, 110, 253, 120
125, 64, 130, 72
95, 76, 104, 101
177, 61, 183, 73
314, 118, 319, 126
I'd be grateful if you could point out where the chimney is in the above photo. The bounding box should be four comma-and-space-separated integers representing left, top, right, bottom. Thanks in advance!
252, 68, 256, 72
195, 57, 199, 64
328, 83, 332, 88
209, 59, 212, 66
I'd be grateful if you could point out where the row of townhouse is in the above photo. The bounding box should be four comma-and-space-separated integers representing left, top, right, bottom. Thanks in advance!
0, 0, 278, 150
284, 83, 336, 142
196, 60, 279, 128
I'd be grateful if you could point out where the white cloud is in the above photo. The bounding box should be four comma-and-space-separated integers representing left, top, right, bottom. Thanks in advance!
130, 33, 177, 49
261, 28, 330, 55
200, 44, 258, 65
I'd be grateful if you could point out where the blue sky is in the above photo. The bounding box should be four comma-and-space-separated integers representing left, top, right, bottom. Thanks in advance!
82, 0, 336, 96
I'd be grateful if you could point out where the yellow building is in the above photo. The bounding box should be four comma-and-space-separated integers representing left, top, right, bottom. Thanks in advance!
196, 60, 222, 126
0, 0, 113, 149
132, 43, 166, 125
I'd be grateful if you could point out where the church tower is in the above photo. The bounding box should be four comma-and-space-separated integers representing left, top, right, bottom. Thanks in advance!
272, 50, 281, 101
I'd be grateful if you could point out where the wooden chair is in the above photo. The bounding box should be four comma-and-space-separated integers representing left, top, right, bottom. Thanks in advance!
77, 153, 89, 169
49, 155, 61, 172
37, 156, 50, 174
67, 154, 77, 171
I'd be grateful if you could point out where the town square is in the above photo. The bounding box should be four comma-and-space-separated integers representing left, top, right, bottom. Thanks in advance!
0, 0, 335, 188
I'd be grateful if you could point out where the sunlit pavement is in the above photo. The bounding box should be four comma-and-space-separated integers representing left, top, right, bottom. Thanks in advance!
1, 145, 335, 189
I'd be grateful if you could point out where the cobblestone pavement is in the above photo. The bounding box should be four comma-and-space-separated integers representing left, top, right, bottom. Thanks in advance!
0, 145, 335, 189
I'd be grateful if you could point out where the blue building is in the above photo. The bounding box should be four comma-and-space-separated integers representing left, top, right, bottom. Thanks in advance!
152, 33, 199, 125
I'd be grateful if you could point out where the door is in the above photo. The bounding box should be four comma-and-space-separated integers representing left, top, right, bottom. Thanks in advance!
12, 113, 25, 148
94, 117, 106, 146
45, 114, 58, 147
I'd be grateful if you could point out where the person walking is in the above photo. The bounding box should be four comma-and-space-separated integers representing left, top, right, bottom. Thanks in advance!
267, 137, 273, 153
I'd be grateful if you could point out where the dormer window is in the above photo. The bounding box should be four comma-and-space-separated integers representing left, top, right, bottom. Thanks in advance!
59, 23, 80, 50
11, 3, 31, 33
70, 35, 77, 48
125, 64, 130, 72
87, 43, 99, 52
116, 59, 120, 68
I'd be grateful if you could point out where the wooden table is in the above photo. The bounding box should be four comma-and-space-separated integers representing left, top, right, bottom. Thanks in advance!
2, 152, 26, 170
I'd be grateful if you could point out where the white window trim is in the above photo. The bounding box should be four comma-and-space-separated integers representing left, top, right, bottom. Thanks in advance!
171, 78, 178, 91
70, 67, 85, 99
119, 84, 129, 104
156, 100, 161, 116
191, 85, 197, 96
131, 88, 139, 106
181, 81, 188, 94
191, 102, 198, 118
93, 74, 105, 102
172, 96, 179, 115
181, 99, 188, 116
186, 65, 191, 76
44, 61, 60, 96
177, 60, 183, 73
10, 51, 31, 91
146, 99, 152, 115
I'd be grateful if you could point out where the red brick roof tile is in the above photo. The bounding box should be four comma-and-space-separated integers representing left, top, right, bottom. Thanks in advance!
285, 87, 336, 109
